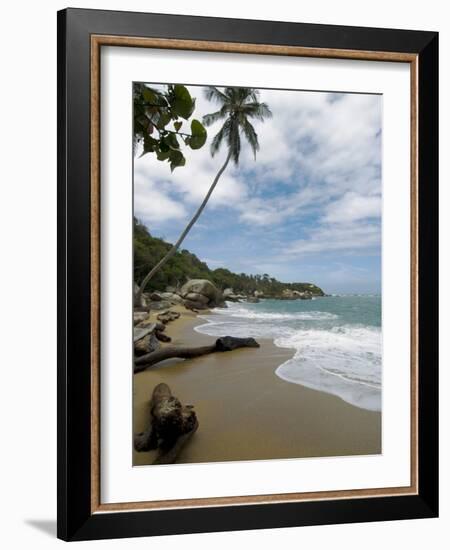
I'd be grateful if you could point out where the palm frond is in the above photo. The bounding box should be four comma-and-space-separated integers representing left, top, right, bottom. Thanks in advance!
210, 118, 232, 157
241, 102, 273, 121
204, 87, 271, 164
228, 120, 241, 165
241, 119, 259, 159
203, 86, 228, 104
202, 105, 230, 127
241, 88, 259, 104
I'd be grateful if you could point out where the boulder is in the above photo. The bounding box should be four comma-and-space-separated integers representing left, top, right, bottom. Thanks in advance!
247, 296, 260, 303
134, 323, 157, 343
292, 290, 312, 300
148, 300, 172, 311
146, 292, 162, 302
134, 332, 160, 356
134, 311, 150, 325
180, 279, 223, 306
184, 292, 209, 305
157, 310, 181, 324
135, 320, 170, 342
223, 288, 242, 302
184, 299, 209, 311
158, 292, 184, 305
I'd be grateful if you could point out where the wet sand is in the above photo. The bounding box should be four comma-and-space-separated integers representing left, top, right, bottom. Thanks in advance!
133, 306, 381, 465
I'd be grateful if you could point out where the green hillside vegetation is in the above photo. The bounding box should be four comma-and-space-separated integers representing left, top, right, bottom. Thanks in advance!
134, 218, 325, 297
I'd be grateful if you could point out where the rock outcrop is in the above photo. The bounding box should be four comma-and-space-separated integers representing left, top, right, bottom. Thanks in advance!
281, 289, 313, 300
136, 278, 324, 312
133, 320, 164, 356
158, 292, 185, 305
223, 288, 247, 302
182, 291, 210, 310
134, 311, 149, 325
180, 279, 224, 308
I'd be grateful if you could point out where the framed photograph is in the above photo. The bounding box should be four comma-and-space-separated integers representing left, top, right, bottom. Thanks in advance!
57, 8, 438, 541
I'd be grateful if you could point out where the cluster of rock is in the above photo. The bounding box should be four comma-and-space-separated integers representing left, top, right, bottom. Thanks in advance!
223, 287, 315, 302
136, 279, 226, 312
135, 279, 323, 314
279, 289, 314, 300
133, 308, 181, 356
222, 288, 247, 302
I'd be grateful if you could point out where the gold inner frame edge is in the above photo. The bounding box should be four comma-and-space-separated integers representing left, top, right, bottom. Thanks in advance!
89, 35, 419, 514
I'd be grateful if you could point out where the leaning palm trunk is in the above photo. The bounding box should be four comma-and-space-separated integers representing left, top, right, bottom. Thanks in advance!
134, 151, 232, 306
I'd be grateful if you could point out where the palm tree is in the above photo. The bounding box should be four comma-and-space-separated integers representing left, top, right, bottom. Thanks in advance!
134, 87, 272, 306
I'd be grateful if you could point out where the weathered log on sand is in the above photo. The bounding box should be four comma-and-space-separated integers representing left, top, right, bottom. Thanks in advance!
215, 336, 260, 351
134, 336, 260, 373
134, 383, 198, 464
135, 344, 216, 372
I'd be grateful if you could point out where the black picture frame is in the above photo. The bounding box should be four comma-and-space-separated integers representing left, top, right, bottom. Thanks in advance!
57, 7, 438, 541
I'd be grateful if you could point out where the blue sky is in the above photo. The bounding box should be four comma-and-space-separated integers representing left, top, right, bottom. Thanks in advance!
134, 85, 382, 294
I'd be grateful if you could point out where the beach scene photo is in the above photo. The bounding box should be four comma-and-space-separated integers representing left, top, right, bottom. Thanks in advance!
132, 83, 382, 466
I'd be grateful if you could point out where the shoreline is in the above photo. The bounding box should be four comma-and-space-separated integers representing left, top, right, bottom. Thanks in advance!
133, 305, 381, 466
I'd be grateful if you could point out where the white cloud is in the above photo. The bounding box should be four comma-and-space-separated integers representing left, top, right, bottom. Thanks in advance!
134, 169, 187, 223
134, 84, 382, 260
285, 222, 380, 256
322, 192, 381, 224
134, 120, 247, 217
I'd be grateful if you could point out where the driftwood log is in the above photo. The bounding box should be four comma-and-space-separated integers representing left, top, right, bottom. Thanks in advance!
134, 383, 198, 464
134, 336, 260, 373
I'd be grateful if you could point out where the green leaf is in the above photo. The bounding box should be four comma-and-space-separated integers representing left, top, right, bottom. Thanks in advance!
171, 85, 195, 119
174, 121, 182, 132
164, 133, 180, 150
141, 135, 158, 156
141, 87, 160, 104
189, 119, 207, 149
169, 149, 186, 171
157, 110, 172, 129
156, 149, 171, 161
144, 134, 159, 153
159, 141, 170, 153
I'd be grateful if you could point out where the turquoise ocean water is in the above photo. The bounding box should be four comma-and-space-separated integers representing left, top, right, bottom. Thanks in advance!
195, 296, 382, 412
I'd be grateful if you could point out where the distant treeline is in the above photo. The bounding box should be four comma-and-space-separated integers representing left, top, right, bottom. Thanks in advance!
134, 218, 324, 296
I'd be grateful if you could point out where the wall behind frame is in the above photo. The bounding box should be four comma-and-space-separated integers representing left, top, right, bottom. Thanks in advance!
0, 1, 446, 549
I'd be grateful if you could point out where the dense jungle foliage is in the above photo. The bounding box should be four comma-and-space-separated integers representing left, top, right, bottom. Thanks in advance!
134, 218, 324, 297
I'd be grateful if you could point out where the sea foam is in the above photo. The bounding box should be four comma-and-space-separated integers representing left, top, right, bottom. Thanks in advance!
195, 299, 382, 411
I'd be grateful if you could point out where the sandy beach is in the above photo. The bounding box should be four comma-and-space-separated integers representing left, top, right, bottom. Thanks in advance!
133, 305, 381, 465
